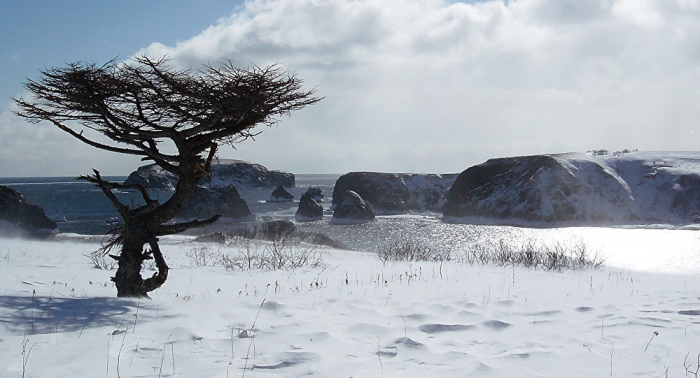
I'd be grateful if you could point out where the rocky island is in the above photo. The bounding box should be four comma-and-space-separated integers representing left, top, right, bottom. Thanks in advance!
442, 151, 700, 226
0, 185, 57, 236
331, 172, 456, 215
124, 159, 294, 190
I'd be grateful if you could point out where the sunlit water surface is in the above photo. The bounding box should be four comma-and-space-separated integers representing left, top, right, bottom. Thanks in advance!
3, 175, 700, 275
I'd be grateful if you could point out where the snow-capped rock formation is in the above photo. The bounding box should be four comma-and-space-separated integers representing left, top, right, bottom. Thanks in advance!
443, 152, 700, 226
205, 161, 295, 188
331, 172, 456, 215
330, 190, 375, 224
124, 160, 294, 190
123, 165, 176, 191
268, 185, 294, 203
179, 185, 253, 221
295, 192, 324, 222
0, 185, 57, 236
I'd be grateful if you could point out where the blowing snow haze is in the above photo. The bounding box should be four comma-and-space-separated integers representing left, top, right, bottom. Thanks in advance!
2, 0, 700, 177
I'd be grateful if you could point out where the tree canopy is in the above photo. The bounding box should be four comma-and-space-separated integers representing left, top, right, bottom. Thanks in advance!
16, 56, 319, 172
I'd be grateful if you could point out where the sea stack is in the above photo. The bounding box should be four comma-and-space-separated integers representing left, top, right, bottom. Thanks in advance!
268, 185, 294, 203
330, 190, 375, 224
295, 192, 324, 222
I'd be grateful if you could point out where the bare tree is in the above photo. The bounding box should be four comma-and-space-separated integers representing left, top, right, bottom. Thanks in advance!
14, 56, 320, 297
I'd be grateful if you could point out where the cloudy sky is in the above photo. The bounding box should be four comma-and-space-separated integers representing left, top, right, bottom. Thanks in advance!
2, 0, 699, 177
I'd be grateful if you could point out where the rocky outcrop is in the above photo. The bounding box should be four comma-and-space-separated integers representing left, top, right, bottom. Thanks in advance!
124, 165, 176, 191
295, 193, 324, 222
264, 170, 296, 188
0, 185, 57, 236
442, 152, 700, 226
304, 187, 324, 202
331, 172, 456, 215
179, 185, 253, 221
124, 159, 294, 190
205, 160, 295, 188
268, 185, 294, 203
330, 190, 375, 224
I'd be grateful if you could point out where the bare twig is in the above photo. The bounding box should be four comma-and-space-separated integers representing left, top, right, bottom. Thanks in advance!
684, 353, 700, 377
22, 334, 35, 378
645, 331, 659, 352
376, 337, 384, 374
242, 299, 266, 376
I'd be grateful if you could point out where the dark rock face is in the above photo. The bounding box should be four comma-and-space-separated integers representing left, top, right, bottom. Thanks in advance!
671, 174, 700, 221
268, 185, 294, 203
330, 190, 375, 224
443, 155, 632, 224
295, 193, 324, 222
331, 172, 456, 215
124, 159, 294, 190
442, 153, 700, 226
179, 185, 253, 220
304, 187, 324, 202
444, 155, 577, 223
0, 185, 57, 235
264, 170, 296, 188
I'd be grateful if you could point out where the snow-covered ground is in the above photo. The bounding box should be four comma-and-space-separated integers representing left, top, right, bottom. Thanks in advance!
1, 232, 700, 377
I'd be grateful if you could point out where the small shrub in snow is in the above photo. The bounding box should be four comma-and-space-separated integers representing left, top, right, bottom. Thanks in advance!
265, 241, 324, 270
219, 237, 324, 271
376, 240, 452, 265
260, 219, 296, 241
85, 251, 117, 270
185, 246, 221, 267
457, 239, 603, 271
492, 240, 515, 267
219, 238, 264, 270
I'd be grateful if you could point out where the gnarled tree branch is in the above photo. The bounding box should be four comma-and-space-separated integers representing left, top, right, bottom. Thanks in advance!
153, 215, 221, 237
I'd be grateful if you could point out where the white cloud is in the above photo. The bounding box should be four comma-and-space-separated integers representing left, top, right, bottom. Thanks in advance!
141, 0, 700, 173
0, 100, 141, 177
6, 0, 700, 176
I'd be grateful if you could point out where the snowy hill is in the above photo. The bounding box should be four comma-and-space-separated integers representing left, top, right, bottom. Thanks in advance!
443, 151, 700, 226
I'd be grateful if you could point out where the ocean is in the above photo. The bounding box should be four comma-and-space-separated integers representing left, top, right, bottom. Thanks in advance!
3, 175, 700, 274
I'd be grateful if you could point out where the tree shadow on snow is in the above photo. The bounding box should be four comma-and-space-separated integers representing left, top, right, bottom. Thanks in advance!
0, 295, 165, 335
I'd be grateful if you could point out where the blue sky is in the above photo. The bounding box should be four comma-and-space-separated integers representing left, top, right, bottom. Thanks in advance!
0, 1, 245, 104
1, 0, 700, 177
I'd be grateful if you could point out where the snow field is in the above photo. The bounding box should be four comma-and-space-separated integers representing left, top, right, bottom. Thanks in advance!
0, 236, 699, 377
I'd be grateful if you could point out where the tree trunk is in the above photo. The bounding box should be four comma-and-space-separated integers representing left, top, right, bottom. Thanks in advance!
110, 163, 198, 297
113, 237, 148, 297
111, 221, 169, 298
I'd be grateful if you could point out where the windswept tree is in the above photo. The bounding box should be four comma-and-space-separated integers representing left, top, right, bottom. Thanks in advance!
14, 56, 320, 297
